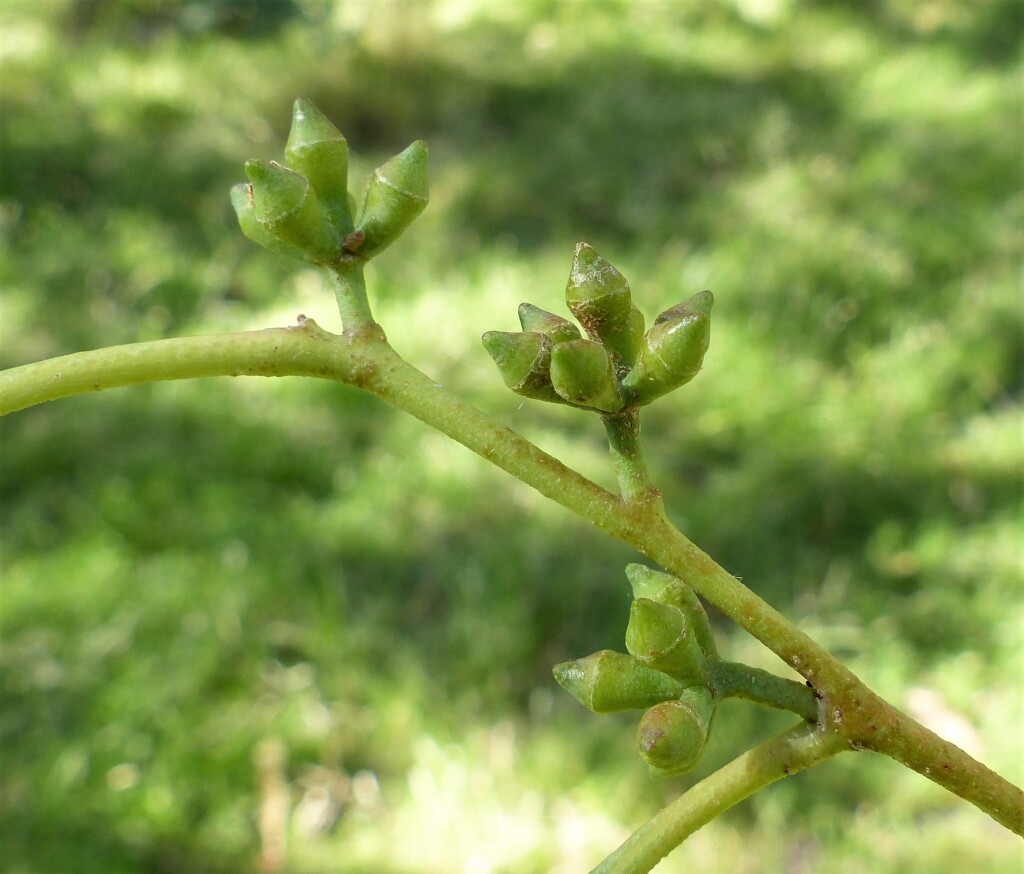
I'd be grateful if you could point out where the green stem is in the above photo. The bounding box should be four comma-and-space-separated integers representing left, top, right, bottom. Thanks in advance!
601, 408, 661, 504
329, 261, 375, 331
0, 321, 343, 414
710, 660, 819, 721
1, 328, 1021, 834
592, 722, 850, 874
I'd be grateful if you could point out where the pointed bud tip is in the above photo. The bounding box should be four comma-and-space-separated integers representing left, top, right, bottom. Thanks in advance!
288, 97, 347, 149
230, 182, 254, 210
570, 242, 616, 279
655, 290, 714, 325
481, 331, 547, 385
377, 140, 429, 200
552, 658, 593, 708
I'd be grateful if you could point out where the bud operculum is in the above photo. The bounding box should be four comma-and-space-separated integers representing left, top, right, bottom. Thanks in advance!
553, 650, 686, 714
637, 686, 716, 776
622, 290, 713, 406
356, 140, 429, 257
231, 183, 312, 262
243, 160, 339, 260
625, 597, 709, 686
517, 303, 583, 346
285, 97, 352, 233
625, 564, 717, 658
549, 339, 625, 412
565, 243, 635, 368
481, 331, 563, 403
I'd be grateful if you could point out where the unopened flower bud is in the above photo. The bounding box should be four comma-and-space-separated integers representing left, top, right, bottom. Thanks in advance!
625, 305, 646, 367
356, 140, 429, 257
565, 243, 634, 364
285, 97, 352, 232
553, 650, 685, 714
625, 564, 717, 658
549, 339, 624, 412
621, 291, 713, 406
231, 183, 310, 262
517, 303, 582, 346
481, 331, 561, 403
625, 598, 708, 685
637, 687, 716, 776
244, 160, 338, 259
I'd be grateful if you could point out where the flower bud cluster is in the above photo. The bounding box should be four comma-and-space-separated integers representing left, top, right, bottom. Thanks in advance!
232, 98, 428, 265
553, 564, 720, 776
483, 244, 711, 412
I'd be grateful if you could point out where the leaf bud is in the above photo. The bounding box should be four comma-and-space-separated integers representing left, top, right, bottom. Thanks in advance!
625, 564, 717, 658
564, 243, 633, 360
636, 686, 716, 776
231, 183, 311, 262
244, 160, 339, 259
517, 303, 582, 346
625, 598, 709, 685
549, 339, 625, 412
481, 331, 562, 403
621, 291, 713, 406
553, 650, 686, 714
356, 140, 429, 257
285, 97, 352, 232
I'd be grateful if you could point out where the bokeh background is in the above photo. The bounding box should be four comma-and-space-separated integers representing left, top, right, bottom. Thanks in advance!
1, 1, 1021, 872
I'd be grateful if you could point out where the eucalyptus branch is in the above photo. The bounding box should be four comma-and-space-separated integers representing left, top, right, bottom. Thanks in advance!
592, 722, 851, 874
3, 324, 1020, 835
3, 97, 1021, 874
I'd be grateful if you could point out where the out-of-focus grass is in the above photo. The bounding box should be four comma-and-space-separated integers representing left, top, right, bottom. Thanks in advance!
1, 1, 1021, 872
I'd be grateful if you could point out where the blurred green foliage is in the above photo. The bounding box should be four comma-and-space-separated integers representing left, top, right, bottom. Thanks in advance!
1, 1, 1021, 871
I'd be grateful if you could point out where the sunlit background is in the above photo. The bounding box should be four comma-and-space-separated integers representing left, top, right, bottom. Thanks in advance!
1, 1, 1021, 872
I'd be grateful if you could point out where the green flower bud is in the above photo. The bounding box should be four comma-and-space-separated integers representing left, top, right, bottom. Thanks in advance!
285, 97, 352, 232
625, 598, 709, 685
356, 140, 429, 257
481, 331, 562, 403
625, 305, 646, 367
621, 291, 713, 406
517, 303, 582, 346
565, 243, 633, 361
637, 686, 716, 776
244, 160, 339, 260
549, 339, 625, 412
625, 564, 717, 658
231, 183, 311, 262
553, 650, 686, 714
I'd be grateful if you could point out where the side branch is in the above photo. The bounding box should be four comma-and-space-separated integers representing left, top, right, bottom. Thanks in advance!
593, 722, 850, 873
0, 321, 348, 415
